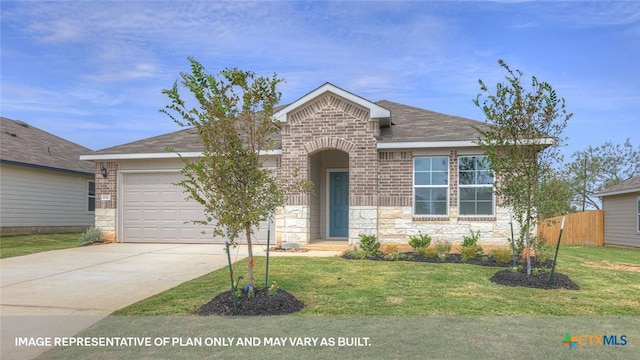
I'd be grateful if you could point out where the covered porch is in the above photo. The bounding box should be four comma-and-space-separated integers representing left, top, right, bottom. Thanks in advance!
308, 148, 350, 244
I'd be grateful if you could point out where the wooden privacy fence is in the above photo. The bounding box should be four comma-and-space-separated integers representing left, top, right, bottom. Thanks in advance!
537, 210, 604, 247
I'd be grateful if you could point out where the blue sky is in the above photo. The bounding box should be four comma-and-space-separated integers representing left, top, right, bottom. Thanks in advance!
1, 1, 639, 160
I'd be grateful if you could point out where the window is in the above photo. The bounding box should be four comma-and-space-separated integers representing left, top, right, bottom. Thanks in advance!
88, 181, 96, 212
637, 197, 640, 232
458, 156, 494, 216
413, 157, 449, 215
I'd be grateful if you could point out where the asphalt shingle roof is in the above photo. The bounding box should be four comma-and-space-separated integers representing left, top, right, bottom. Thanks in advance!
88, 99, 488, 155
376, 100, 489, 142
92, 127, 203, 154
1, 117, 94, 175
594, 176, 640, 197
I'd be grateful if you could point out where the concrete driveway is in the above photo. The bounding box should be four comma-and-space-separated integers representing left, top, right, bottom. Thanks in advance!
1, 243, 256, 360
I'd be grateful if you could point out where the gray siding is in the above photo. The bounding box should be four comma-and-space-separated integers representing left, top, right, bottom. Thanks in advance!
602, 192, 640, 248
0, 164, 94, 230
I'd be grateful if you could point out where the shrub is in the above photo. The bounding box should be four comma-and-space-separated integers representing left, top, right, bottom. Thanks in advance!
490, 247, 513, 264
460, 230, 483, 262
435, 240, 452, 258
382, 244, 400, 261
344, 247, 368, 260
408, 232, 432, 251
460, 246, 483, 262
80, 227, 102, 245
531, 236, 553, 266
418, 247, 438, 258
461, 230, 481, 248
267, 281, 280, 296
358, 234, 381, 256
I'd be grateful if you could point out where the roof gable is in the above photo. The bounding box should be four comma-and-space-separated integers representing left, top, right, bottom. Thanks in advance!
274, 83, 390, 123
0, 117, 94, 175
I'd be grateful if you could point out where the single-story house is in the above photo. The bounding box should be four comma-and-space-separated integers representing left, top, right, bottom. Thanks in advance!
594, 176, 640, 248
0, 117, 95, 235
80, 83, 514, 247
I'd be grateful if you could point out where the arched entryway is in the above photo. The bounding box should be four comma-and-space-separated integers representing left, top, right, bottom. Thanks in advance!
308, 149, 349, 241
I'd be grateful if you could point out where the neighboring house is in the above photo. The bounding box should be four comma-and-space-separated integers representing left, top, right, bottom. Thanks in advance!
0, 117, 95, 235
81, 83, 513, 246
594, 177, 640, 248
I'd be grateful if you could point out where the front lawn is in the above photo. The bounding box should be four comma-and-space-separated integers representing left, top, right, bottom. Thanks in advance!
115, 245, 640, 316
0, 232, 83, 259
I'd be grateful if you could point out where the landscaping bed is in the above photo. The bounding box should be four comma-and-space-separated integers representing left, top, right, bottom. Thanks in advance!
197, 288, 304, 316
342, 245, 578, 290
490, 269, 579, 290
343, 251, 545, 267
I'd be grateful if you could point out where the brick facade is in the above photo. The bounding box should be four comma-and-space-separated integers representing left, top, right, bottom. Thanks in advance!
378, 151, 413, 207
94, 161, 117, 241
88, 84, 515, 247
276, 91, 512, 246
279, 93, 380, 244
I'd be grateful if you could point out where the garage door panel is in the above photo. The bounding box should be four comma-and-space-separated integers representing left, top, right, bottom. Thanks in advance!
123, 191, 144, 206
179, 209, 203, 222
122, 172, 274, 244
122, 172, 206, 243
123, 208, 143, 221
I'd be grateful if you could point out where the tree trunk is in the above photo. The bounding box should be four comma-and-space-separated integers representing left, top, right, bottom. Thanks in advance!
245, 222, 254, 291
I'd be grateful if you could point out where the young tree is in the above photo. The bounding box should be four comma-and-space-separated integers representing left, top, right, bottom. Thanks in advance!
538, 170, 576, 219
567, 139, 640, 210
473, 60, 572, 275
161, 58, 295, 291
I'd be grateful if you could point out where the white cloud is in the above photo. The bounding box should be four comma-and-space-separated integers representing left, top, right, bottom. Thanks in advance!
2, 1, 637, 153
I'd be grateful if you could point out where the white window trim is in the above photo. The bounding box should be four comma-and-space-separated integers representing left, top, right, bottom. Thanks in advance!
458, 155, 495, 217
413, 156, 449, 217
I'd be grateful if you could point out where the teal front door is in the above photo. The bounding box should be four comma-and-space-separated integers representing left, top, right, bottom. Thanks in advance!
329, 171, 349, 237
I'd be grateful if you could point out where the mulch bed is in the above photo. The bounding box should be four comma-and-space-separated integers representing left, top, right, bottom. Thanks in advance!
343, 252, 549, 268
490, 269, 579, 290
197, 288, 304, 316
344, 251, 578, 290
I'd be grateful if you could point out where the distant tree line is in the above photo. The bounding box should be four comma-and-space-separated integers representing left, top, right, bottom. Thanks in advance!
540, 139, 639, 217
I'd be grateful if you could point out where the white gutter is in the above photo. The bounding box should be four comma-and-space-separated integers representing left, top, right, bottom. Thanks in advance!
80, 149, 282, 161
377, 137, 555, 150
377, 141, 479, 149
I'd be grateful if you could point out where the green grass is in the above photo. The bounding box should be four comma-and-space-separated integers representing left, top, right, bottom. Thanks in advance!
0, 232, 83, 259
115, 245, 640, 316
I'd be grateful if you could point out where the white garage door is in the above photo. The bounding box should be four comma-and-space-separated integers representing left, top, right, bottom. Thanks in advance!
121, 172, 272, 244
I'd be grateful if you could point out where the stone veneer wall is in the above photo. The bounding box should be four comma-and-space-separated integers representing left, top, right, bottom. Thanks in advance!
94, 161, 118, 241
278, 94, 380, 244
378, 206, 512, 245
275, 205, 308, 244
